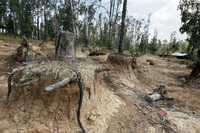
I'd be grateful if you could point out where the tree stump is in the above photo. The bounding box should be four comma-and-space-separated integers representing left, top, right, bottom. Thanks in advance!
7, 61, 86, 133
55, 31, 75, 62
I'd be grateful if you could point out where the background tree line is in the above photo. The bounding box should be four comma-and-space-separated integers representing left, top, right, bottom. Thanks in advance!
0, 0, 188, 55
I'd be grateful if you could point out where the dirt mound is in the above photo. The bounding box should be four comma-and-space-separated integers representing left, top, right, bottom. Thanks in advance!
107, 53, 137, 69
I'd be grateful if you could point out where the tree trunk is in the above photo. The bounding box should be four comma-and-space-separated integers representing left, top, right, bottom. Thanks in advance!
190, 49, 200, 78
108, 0, 114, 49
84, 21, 90, 47
37, 15, 40, 40
99, 14, 102, 41
118, 0, 127, 53
43, 10, 47, 41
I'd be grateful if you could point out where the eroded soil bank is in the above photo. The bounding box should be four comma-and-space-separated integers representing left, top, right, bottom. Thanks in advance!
0, 40, 200, 133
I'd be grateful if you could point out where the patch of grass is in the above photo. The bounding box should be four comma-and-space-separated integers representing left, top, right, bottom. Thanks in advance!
0, 34, 21, 44
0, 34, 47, 46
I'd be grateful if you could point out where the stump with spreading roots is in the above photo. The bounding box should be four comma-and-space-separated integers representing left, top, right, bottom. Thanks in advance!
7, 61, 86, 133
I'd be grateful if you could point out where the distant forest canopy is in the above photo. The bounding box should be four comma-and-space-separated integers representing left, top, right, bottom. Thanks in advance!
0, 0, 190, 54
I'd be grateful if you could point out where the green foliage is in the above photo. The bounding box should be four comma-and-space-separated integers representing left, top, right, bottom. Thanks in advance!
179, 0, 200, 58
58, 3, 74, 32
168, 31, 179, 53
179, 41, 188, 53
21, 1, 34, 37
139, 35, 148, 54
46, 19, 55, 39
0, 33, 21, 43
148, 30, 158, 54
138, 14, 151, 54
6, 14, 14, 34
0, 0, 7, 21
0, 0, 192, 57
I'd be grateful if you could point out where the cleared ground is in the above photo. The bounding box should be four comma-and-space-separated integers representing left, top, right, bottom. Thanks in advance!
0, 39, 200, 133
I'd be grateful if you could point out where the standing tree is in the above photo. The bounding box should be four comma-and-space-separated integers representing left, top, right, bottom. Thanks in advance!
169, 31, 179, 53
179, 0, 200, 77
149, 29, 158, 54
0, 0, 7, 32
118, 0, 127, 53
139, 14, 151, 54
8, 0, 35, 37
107, 0, 122, 49
80, 2, 96, 47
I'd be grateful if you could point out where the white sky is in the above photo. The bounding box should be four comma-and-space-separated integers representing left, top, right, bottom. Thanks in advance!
127, 0, 187, 41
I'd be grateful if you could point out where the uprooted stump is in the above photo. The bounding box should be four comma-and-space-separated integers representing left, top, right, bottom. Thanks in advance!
7, 61, 86, 133
107, 53, 137, 69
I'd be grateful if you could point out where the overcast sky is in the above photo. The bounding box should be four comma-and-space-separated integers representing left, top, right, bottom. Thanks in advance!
127, 0, 187, 41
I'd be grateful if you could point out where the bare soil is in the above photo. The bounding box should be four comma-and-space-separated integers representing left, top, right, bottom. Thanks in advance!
0, 40, 200, 133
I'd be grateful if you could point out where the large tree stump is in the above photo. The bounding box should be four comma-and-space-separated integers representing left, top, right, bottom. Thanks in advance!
7, 61, 86, 133
55, 31, 75, 62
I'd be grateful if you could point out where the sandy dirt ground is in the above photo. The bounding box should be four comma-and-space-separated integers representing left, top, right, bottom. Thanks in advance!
0, 39, 200, 133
